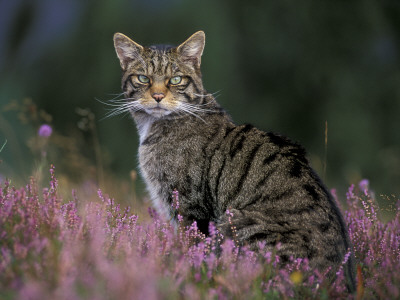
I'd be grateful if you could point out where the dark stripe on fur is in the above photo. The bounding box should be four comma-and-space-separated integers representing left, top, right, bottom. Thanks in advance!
229, 142, 263, 199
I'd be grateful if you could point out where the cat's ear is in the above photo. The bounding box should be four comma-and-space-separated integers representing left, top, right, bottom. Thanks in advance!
113, 33, 144, 70
177, 31, 205, 68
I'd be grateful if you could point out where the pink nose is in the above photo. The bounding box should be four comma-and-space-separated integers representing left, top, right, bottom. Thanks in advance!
152, 93, 165, 103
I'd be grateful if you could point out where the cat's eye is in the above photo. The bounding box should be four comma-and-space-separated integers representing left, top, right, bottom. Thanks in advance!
138, 75, 150, 84
169, 76, 182, 85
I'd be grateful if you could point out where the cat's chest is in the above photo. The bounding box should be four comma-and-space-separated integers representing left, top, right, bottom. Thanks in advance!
138, 135, 195, 173
137, 125, 208, 184
136, 117, 226, 188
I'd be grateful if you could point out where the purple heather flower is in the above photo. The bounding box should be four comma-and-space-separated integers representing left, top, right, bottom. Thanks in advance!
225, 209, 233, 217
359, 179, 370, 195
346, 184, 355, 200
208, 222, 218, 237
177, 214, 183, 223
38, 124, 52, 137
172, 189, 180, 210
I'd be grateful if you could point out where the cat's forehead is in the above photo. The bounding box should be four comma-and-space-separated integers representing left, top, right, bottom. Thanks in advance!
148, 44, 175, 52
132, 46, 184, 76
144, 45, 176, 63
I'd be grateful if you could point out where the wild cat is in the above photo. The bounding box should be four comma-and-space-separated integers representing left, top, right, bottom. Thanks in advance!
112, 31, 355, 289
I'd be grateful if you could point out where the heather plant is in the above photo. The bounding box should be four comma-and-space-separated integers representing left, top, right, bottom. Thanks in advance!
0, 166, 399, 299
343, 181, 400, 298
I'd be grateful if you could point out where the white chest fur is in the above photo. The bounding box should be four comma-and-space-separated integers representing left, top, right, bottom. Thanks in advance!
137, 117, 153, 144
138, 145, 172, 221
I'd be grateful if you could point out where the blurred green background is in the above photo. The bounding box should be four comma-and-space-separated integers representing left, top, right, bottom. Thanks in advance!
1, 0, 399, 199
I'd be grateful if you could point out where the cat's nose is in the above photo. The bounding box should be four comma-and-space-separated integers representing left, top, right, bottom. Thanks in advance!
152, 93, 165, 103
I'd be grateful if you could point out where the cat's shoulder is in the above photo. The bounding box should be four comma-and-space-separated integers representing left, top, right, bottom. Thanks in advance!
233, 123, 306, 152
264, 130, 306, 153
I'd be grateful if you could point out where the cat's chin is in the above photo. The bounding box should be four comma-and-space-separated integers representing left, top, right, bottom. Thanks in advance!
145, 107, 172, 118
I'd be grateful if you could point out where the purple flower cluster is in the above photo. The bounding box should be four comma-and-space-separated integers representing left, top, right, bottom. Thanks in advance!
38, 124, 52, 138
0, 170, 399, 299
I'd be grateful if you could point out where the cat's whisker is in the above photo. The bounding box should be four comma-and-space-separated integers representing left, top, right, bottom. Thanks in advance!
97, 99, 126, 107
104, 110, 132, 120
172, 109, 186, 120
178, 109, 206, 123
193, 90, 221, 98
109, 97, 137, 103
97, 97, 138, 108
107, 92, 126, 99
101, 101, 142, 120
103, 108, 133, 120
95, 92, 127, 104
175, 106, 207, 123
102, 107, 130, 119
179, 102, 216, 113
105, 102, 131, 112
186, 100, 216, 107
105, 100, 129, 106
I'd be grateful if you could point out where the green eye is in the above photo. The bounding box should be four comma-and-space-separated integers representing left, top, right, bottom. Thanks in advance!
170, 76, 182, 85
138, 75, 150, 84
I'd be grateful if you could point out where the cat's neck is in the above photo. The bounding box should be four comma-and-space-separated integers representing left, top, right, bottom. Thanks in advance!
132, 112, 156, 144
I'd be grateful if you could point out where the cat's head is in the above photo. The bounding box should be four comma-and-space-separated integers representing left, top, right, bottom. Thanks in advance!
113, 31, 206, 119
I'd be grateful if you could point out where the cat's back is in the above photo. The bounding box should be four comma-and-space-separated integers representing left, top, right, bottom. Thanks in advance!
208, 123, 314, 208
213, 123, 347, 236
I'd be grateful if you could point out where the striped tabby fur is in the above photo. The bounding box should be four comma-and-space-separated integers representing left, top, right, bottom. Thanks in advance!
113, 31, 355, 290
